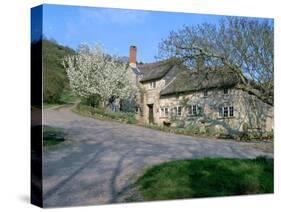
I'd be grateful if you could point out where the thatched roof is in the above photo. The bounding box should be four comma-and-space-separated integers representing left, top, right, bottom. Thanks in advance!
138, 59, 175, 82
160, 67, 242, 96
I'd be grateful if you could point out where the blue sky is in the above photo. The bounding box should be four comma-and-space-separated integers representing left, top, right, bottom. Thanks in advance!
36, 4, 259, 63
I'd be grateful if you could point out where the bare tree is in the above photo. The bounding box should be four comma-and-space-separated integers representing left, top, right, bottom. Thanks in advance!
158, 17, 274, 105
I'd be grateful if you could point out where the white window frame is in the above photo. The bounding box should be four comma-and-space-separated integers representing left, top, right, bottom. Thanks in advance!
192, 105, 198, 116
219, 106, 234, 118
177, 106, 182, 116
164, 107, 169, 117
229, 106, 234, 117
223, 106, 229, 117
149, 81, 156, 89
171, 107, 177, 116
188, 105, 199, 116
161, 106, 182, 117
172, 106, 182, 116
160, 107, 169, 118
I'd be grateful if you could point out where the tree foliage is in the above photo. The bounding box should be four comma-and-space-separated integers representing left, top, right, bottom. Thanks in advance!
158, 17, 274, 105
63, 44, 137, 107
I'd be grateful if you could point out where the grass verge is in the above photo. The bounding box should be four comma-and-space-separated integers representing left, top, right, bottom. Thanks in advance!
72, 103, 136, 124
43, 126, 65, 146
134, 157, 273, 201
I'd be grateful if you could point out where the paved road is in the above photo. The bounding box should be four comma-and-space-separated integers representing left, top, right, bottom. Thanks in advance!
43, 106, 272, 207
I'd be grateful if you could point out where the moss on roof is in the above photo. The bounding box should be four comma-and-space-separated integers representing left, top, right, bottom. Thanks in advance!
138, 58, 182, 82
160, 67, 242, 96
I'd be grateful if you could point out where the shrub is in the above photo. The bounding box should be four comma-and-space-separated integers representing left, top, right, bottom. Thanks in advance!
81, 95, 102, 108
238, 131, 274, 141
179, 125, 201, 135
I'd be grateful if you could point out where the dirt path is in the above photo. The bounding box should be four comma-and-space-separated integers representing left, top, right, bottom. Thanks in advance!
42, 106, 272, 207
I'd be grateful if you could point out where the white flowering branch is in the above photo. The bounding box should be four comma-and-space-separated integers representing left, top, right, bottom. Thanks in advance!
63, 43, 137, 106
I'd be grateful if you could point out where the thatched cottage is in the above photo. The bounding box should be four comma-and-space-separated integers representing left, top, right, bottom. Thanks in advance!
128, 46, 273, 136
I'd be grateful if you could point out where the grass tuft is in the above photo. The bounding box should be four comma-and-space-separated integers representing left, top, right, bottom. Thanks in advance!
43, 126, 65, 146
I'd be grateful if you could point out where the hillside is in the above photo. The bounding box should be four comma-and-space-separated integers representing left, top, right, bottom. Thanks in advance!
42, 39, 76, 103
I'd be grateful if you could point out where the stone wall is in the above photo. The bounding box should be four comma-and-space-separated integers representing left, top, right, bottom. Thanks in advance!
157, 88, 273, 135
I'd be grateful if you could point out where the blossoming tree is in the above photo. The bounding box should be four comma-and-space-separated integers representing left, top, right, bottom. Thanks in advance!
63, 43, 137, 110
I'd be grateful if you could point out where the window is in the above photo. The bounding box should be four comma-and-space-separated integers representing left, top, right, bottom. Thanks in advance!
164, 108, 169, 117
223, 88, 228, 94
229, 106, 234, 117
160, 107, 169, 117
188, 105, 200, 116
219, 106, 234, 118
192, 105, 197, 115
172, 106, 182, 116
177, 106, 182, 116
149, 81, 156, 89
161, 106, 181, 117
160, 108, 165, 117
203, 90, 208, 97
172, 107, 176, 115
223, 107, 228, 117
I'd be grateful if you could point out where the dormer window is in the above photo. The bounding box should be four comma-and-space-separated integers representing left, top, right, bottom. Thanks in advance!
149, 81, 156, 89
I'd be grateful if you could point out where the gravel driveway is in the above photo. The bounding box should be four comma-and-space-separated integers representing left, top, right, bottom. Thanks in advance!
42, 106, 272, 207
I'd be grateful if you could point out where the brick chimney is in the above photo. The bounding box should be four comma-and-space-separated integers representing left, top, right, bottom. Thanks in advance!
129, 45, 137, 67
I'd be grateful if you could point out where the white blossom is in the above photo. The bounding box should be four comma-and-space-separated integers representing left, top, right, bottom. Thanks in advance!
63, 43, 137, 104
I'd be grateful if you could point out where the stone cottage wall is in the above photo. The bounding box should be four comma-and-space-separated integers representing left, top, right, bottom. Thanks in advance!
158, 88, 273, 135
131, 64, 273, 135
137, 65, 182, 124
140, 79, 164, 124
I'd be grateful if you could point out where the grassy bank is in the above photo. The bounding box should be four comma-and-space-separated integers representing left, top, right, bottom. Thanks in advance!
72, 103, 136, 124
134, 157, 273, 201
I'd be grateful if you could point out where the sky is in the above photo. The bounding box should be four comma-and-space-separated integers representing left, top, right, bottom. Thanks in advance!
31, 4, 266, 63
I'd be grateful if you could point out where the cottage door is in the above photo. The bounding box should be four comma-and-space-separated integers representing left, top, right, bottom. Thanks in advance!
148, 104, 154, 124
